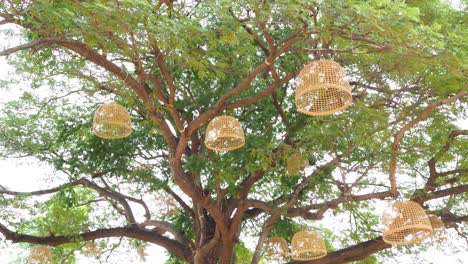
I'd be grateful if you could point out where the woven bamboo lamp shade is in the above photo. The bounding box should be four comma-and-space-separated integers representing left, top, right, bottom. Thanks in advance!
264, 237, 289, 262
295, 60, 352, 116
427, 214, 447, 242
28, 246, 53, 264
82, 241, 102, 257
287, 152, 309, 176
291, 230, 327, 261
156, 193, 178, 215
382, 201, 433, 245
93, 103, 132, 139
137, 244, 147, 262
204, 115, 245, 151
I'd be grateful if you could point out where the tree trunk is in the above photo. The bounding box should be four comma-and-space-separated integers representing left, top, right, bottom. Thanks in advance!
219, 238, 235, 264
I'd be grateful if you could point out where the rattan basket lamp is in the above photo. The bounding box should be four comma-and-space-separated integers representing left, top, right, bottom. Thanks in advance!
82, 241, 102, 257
295, 60, 352, 116
382, 201, 433, 245
264, 237, 289, 262
427, 214, 447, 242
287, 152, 310, 176
291, 230, 327, 261
137, 244, 147, 262
93, 103, 132, 139
205, 116, 245, 151
28, 246, 53, 264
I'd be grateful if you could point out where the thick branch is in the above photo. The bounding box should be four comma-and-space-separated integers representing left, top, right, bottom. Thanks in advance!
138, 220, 194, 249
0, 224, 192, 262
286, 211, 468, 264
389, 90, 467, 195
225, 69, 300, 111
288, 237, 390, 264
0, 37, 62, 56
413, 184, 468, 204
0, 178, 145, 225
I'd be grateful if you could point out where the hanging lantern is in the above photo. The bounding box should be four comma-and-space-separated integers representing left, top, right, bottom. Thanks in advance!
427, 214, 447, 242
93, 103, 132, 139
291, 230, 327, 261
28, 246, 53, 264
82, 241, 102, 257
137, 244, 147, 262
295, 60, 352, 116
204, 115, 245, 151
264, 237, 289, 262
382, 201, 433, 245
155, 193, 178, 215
287, 152, 309, 176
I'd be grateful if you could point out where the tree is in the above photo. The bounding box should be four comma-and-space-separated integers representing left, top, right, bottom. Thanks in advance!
0, 0, 466, 263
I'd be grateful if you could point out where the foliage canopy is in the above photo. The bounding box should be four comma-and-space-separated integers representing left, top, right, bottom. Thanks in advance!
0, 0, 466, 263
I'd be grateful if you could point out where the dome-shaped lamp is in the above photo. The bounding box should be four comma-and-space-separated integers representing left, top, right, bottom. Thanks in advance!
382, 201, 433, 245
291, 230, 327, 261
264, 237, 289, 262
137, 244, 147, 262
82, 241, 102, 257
93, 103, 132, 139
427, 214, 447, 242
28, 246, 53, 264
287, 152, 309, 176
205, 115, 245, 151
295, 60, 352, 116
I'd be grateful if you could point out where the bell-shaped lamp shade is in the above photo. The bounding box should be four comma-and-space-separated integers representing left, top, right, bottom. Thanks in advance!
287, 152, 309, 176
28, 246, 53, 264
82, 241, 102, 257
264, 236, 289, 262
427, 214, 447, 242
205, 115, 245, 151
295, 60, 352, 116
93, 103, 132, 139
291, 230, 327, 261
382, 201, 433, 245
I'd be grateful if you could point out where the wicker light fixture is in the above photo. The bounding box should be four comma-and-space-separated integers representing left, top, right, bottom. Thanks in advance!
427, 214, 447, 242
137, 244, 147, 262
93, 103, 132, 139
295, 60, 352, 116
264, 237, 289, 262
291, 230, 327, 261
82, 241, 102, 257
382, 201, 433, 245
205, 115, 245, 151
287, 152, 309, 176
28, 246, 53, 264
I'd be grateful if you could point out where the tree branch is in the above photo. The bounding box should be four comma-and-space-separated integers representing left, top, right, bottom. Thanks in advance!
0, 224, 192, 262
0, 178, 148, 225
0, 37, 62, 56
389, 90, 467, 196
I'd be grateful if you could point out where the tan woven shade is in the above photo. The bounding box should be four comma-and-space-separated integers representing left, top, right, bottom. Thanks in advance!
137, 244, 147, 262
205, 115, 245, 151
295, 60, 352, 116
264, 237, 289, 262
382, 201, 433, 245
28, 246, 52, 264
287, 152, 309, 176
291, 230, 327, 261
82, 241, 101, 257
427, 214, 447, 242
155, 193, 178, 215
93, 103, 132, 139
